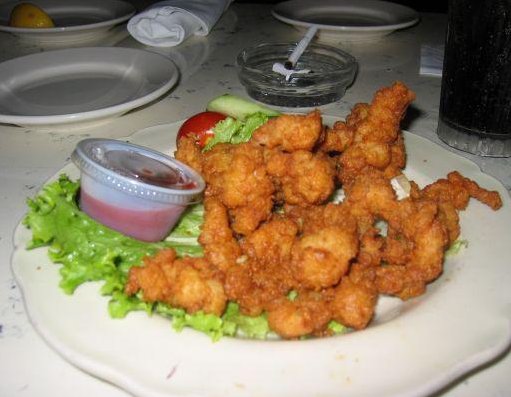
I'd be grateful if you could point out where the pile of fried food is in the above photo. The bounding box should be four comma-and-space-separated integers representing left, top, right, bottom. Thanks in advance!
125, 82, 502, 339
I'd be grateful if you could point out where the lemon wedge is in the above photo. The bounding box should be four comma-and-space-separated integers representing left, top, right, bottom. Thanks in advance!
9, 3, 55, 28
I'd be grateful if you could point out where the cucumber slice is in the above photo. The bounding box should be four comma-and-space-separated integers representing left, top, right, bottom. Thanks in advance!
206, 94, 280, 121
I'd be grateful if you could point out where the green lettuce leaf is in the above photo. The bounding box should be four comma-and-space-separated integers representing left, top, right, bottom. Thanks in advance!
446, 239, 468, 256
203, 112, 270, 151
222, 302, 271, 340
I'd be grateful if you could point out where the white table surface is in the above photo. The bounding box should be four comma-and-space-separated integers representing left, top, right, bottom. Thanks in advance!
1, 4, 510, 397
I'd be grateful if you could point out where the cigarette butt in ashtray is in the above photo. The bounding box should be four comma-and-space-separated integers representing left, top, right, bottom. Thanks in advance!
272, 25, 318, 81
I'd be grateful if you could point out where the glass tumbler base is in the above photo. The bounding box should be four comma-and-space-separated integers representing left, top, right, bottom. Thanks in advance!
437, 118, 511, 158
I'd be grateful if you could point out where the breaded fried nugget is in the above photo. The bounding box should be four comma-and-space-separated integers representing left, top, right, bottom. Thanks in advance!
291, 226, 358, 290
175, 134, 204, 173
376, 200, 449, 300
338, 82, 415, 184
266, 292, 332, 339
422, 171, 502, 210
202, 142, 275, 235
420, 171, 502, 242
199, 196, 242, 272
125, 249, 227, 316
266, 149, 336, 206
252, 110, 323, 152
330, 276, 377, 330
223, 219, 299, 317
241, 216, 299, 265
224, 259, 295, 317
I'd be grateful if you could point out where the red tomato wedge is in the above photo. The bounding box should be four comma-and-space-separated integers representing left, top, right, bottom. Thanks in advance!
177, 111, 227, 148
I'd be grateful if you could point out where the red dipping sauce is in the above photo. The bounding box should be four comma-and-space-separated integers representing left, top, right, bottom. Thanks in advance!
71, 138, 205, 242
80, 190, 185, 242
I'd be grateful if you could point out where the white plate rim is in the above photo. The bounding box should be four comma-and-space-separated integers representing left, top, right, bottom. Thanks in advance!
271, 0, 419, 33
0, 47, 178, 127
0, 0, 135, 35
11, 119, 511, 397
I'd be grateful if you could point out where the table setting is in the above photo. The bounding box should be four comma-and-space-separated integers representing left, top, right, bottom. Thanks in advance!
1, 1, 510, 397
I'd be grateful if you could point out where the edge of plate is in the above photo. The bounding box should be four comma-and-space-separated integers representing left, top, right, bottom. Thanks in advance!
0, 0, 135, 34
0, 48, 178, 128
271, 0, 419, 33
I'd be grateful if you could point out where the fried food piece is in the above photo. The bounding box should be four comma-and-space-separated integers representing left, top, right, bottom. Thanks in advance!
266, 149, 336, 206
199, 196, 242, 272
224, 259, 295, 317
284, 203, 359, 291
342, 169, 398, 234
125, 249, 227, 316
286, 202, 358, 237
175, 134, 204, 173
252, 110, 323, 152
319, 120, 354, 153
330, 276, 377, 330
420, 171, 502, 242
266, 292, 332, 339
337, 82, 415, 184
318, 103, 372, 153
357, 227, 386, 268
422, 171, 502, 210
291, 226, 358, 290
340, 170, 449, 300
376, 199, 449, 300
241, 216, 299, 265
224, 218, 299, 317
202, 142, 275, 235
224, 216, 298, 316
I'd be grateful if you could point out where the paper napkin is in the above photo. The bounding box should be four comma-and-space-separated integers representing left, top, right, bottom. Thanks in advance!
128, 0, 233, 47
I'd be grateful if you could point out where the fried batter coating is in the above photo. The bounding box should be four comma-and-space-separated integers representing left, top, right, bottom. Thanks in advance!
175, 134, 204, 173
337, 82, 415, 184
339, 170, 450, 300
241, 216, 299, 265
224, 218, 299, 316
266, 292, 331, 339
202, 142, 275, 235
125, 249, 227, 316
252, 110, 323, 152
224, 258, 295, 317
266, 149, 336, 206
342, 169, 398, 234
319, 120, 354, 153
420, 171, 502, 243
330, 276, 377, 330
199, 196, 242, 272
373, 199, 449, 299
291, 226, 358, 290
422, 171, 502, 210
286, 202, 358, 236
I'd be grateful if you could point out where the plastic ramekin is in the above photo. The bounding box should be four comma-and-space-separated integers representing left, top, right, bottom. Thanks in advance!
71, 138, 205, 242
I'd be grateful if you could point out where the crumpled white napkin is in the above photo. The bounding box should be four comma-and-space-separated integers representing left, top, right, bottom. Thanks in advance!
127, 0, 233, 47
419, 44, 444, 77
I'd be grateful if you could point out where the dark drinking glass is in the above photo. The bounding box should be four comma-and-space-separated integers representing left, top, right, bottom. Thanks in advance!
437, 0, 511, 157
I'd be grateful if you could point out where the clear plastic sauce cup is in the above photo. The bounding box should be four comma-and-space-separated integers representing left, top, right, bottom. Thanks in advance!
71, 138, 205, 242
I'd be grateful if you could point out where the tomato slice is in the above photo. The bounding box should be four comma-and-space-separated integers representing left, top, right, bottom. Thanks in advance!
177, 111, 227, 148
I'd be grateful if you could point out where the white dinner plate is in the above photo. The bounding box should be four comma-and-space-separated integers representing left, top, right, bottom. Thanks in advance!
0, 0, 135, 44
11, 118, 511, 397
272, 0, 419, 42
0, 47, 178, 130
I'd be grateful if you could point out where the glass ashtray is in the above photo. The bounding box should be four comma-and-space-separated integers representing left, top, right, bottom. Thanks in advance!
236, 42, 357, 108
